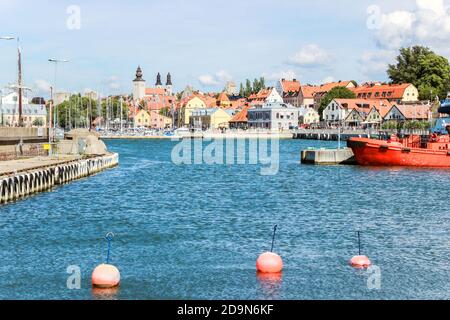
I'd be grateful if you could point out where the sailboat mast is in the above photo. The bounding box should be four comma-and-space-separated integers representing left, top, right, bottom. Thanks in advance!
17, 43, 23, 127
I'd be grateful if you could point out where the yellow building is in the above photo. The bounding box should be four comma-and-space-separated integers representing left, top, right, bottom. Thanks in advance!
135, 109, 151, 127
211, 108, 233, 129
299, 107, 320, 125
183, 96, 207, 126
191, 108, 234, 130
217, 92, 232, 108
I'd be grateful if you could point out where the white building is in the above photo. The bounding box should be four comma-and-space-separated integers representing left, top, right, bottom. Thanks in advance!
323, 99, 373, 124
224, 81, 237, 95
248, 101, 299, 131
54, 92, 71, 105
1, 92, 47, 127
84, 90, 99, 101
132, 66, 173, 101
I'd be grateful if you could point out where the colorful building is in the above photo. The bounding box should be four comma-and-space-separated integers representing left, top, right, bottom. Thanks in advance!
229, 106, 250, 130
298, 106, 320, 125
182, 95, 207, 126
135, 109, 152, 127
248, 102, 299, 131
249, 87, 283, 106
351, 83, 419, 103
190, 108, 234, 130
276, 79, 302, 107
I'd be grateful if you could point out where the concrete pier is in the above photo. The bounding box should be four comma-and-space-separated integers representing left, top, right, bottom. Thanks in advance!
301, 148, 356, 165
0, 153, 119, 204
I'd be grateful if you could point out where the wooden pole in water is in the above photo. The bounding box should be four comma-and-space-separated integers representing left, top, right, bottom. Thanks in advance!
271, 225, 278, 253
357, 231, 361, 256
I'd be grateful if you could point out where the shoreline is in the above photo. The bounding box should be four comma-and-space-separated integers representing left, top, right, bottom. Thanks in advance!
101, 132, 295, 140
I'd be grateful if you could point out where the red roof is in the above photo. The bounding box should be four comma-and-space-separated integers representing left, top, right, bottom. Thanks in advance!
145, 88, 166, 96
300, 85, 319, 98
300, 81, 354, 98
229, 105, 250, 123
394, 104, 431, 120
281, 80, 301, 93
351, 83, 413, 100
333, 99, 394, 117
217, 92, 230, 102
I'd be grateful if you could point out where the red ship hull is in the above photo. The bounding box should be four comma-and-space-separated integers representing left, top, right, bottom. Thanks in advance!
348, 137, 450, 167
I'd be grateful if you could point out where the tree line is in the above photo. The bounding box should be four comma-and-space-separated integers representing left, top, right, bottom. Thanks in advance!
239, 77, 266, 98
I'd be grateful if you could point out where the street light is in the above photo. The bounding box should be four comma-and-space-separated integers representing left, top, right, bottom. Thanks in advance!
48, 58, 70, 141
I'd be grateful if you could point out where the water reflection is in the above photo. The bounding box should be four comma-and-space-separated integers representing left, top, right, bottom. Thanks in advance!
257, 272, 282, 300
91, 286, 120, 300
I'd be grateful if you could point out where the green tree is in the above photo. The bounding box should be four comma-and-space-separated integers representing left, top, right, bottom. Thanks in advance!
239, 83, 244, 97
387, 46, 450, 100
252, 78, 259, 93
245, 79, 252, 98
259, 77, 266, 90
32, 118, 44, 127
319, 87, 356, 118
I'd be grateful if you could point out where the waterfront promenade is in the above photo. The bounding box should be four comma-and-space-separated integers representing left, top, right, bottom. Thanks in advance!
0, 156, 80, 176
0, 153, 119, 204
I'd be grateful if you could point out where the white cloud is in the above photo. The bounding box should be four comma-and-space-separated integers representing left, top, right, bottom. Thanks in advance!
34, 79, 51, 94
263, 70, 298, 81
198, 74, 219, 86
198, 70, 233, 87
215, 70, 232, 83
373, 0, 450, 51
359, 50, 396, 78
104, 76, 120, 90
287, 44, 331, 67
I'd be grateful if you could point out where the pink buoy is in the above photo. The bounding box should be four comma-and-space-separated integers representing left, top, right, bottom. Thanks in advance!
92, 264, 121, 288
256, 252, 283, 273
349, 231, 371, 269
349, 255, 372, 269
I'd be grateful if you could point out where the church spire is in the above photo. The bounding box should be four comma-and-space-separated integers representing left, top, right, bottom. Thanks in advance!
155, 72, 162, 86
166, 73, 172, 86
134, 66, 144, 82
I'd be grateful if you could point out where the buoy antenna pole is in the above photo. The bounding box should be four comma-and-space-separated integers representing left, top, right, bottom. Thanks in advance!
271, 225, 278, 253
105, 232, 115, 264
357, 231, 361, 256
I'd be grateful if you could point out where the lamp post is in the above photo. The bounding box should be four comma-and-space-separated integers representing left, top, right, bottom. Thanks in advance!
48, 58, 69, 141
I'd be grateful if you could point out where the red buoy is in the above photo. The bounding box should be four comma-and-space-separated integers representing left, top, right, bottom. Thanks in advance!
92, 233, 120, 288
256, 226, 283, 273
92, 264, 121, 288
256, 252, 283, 273
350, 231, 371, 269
349, 255, 372, 269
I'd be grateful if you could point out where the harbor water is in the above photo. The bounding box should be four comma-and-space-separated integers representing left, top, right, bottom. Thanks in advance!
0, 139, 449, 300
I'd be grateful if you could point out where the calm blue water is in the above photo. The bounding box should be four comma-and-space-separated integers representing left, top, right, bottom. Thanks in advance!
0, 139, 449, 300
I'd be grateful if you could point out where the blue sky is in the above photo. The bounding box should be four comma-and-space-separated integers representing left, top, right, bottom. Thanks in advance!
1, 0, 448, 97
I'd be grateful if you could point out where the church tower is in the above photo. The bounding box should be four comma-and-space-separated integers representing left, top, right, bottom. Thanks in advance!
155, 72, 163, 89
133, 66, 146, 101
165, 73, 173, 95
